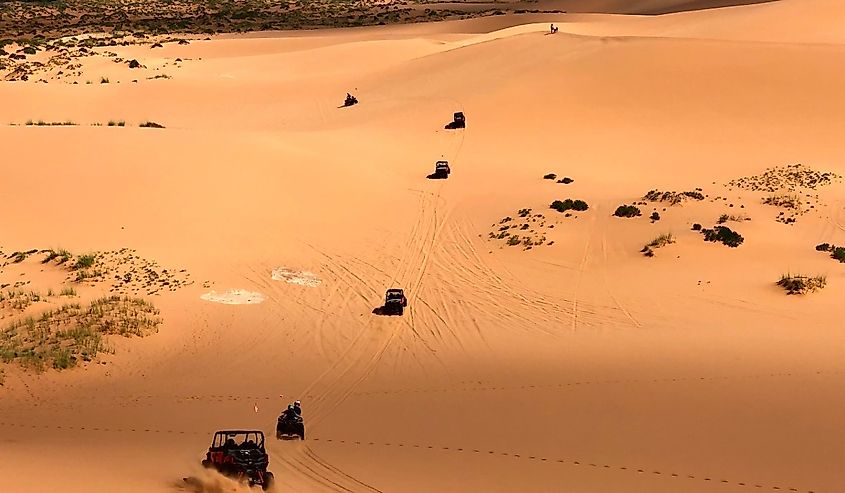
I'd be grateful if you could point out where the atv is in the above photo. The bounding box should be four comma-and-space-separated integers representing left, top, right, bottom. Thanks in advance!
343, 93, 358, 107
432, 160, 451, 179
444, 111, 465, 129
201, 430, 275, 490
383, 288, 408, 316
276, 413, 305, 440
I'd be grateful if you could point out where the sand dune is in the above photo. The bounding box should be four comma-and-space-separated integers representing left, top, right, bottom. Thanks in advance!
2, 1, 845, 492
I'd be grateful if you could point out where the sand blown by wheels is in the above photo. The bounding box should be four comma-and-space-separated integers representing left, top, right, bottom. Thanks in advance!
2, 0, 845, 492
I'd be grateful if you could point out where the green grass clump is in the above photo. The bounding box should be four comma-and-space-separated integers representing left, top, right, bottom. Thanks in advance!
73, 254, 96, 270
550, 199, 588, 213
777, 274, 826, 295
641, 232, 675, 257
613, 205, 641, 218
0, 296, 160, 372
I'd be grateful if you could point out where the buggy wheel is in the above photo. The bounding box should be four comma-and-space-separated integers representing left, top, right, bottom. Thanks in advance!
263, 472, 275, 491
300, 429, 306, 440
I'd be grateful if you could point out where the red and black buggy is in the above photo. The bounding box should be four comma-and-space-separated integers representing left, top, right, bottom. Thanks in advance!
201, 430, 275, 490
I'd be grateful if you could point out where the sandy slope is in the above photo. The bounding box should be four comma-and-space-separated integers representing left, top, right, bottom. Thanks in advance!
3, 1, 845, 492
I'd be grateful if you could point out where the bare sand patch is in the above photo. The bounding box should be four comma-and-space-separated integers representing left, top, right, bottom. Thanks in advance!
200, 290, 265, 305
271, 267, 321, 287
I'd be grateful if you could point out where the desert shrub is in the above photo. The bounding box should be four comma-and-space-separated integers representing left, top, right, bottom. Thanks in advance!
100, 76, 109, 84
650, 212, 660, 221
700, 226, 744, 247
691, 223, 702, 231
557, 177, 574, 184
543, 173, 557, 180
22, 46, 36, 55
718, 214, 749, 224
139, 121, 165, 128
646, 233, 675, 249
518, 208, 531, 217
73, 254, 96, 270
833, 247, 845, 263
777, 274, 826, 295
763, 194, 801, 209
506, 235, 521, 246
550, 199, 588, 213
643, 190, 704, 204
613, 205, 641, 218
816, 243, 832, 252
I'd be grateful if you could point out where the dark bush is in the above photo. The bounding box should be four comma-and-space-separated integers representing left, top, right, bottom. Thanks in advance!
833, 247, 845, 263
650, 212, 660, 221
682, 191, 705, 200
543, 173, 557, 180
700, 226, 744, 248
691, 223, 702, 231
557, 177, 574, 184
816, 243, 832, 252
613, 205, 641, 218
550, 199, 589, 213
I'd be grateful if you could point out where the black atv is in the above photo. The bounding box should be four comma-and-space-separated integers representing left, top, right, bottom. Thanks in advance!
200, 430, 274, 490
444, 111, 465, 129
430, 160, 450, 179
276, 413, 305, 440
343, 93, 359, 107
382, 288, 408, 316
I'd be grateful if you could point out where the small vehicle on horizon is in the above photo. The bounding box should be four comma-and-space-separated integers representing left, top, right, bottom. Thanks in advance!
201, 430, 274, 490
445, 111, 465, 129
343, 93, 358, 107
382, 288, 408, 316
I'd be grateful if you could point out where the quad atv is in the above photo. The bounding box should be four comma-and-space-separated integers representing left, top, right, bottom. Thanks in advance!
276, 413, 305, 440
383, 288, 408, 316
444, 111, 465, 129
343, 93, 359, 107
431, 160, 451, 179
201, 430, 275, 490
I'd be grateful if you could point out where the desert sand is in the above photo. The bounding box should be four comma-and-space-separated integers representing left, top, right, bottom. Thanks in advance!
2, 0, 845, 492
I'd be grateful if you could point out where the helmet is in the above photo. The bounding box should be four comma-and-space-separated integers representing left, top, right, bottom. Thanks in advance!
288, 404, 294, 410
294, 400, 301, 407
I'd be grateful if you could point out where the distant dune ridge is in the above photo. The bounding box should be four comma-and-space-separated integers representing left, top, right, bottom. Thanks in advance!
3, 1, 845, 492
